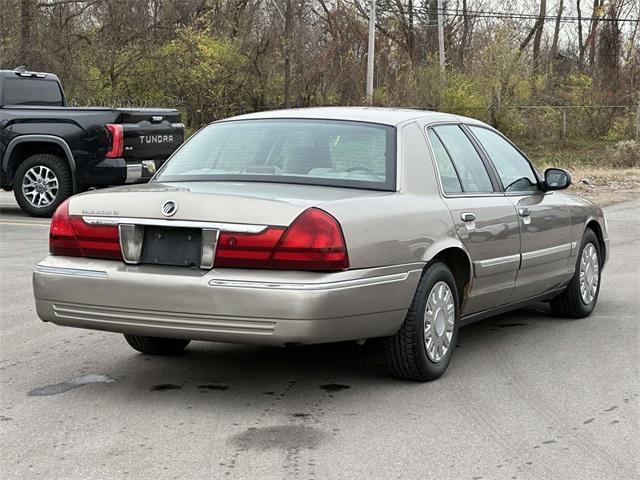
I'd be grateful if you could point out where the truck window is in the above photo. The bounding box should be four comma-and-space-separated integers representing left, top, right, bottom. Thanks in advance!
2, 78, 64, 106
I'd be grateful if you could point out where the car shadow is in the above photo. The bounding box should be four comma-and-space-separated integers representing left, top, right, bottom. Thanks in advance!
38, 302, 579, 405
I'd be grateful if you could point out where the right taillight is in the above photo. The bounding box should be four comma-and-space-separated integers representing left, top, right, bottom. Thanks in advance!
50, 199, 122, 260
213, 208, 349, 271
268, 208, 349, 271
105, 124, 123, 158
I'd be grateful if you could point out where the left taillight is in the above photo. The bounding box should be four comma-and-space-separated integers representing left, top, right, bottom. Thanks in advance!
105, 124, 123, 158
50, 199, 122, 260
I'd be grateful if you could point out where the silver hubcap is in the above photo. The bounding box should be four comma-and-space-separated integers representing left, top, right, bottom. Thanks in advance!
579, 243, 599, 305
424, 281, 456, 362
22, 166, 59, 208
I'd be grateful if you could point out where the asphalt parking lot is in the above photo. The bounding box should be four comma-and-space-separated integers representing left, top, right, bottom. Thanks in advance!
1, 190, 638, 480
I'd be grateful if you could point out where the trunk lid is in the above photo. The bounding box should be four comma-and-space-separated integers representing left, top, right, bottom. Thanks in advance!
69, 181, 388, 227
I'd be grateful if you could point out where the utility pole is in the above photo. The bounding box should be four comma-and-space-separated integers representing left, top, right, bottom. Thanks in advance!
366, 0, 376, 106
437, 0, 445, 75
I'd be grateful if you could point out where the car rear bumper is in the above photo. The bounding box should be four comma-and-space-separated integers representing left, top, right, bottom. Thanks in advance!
33, 257, 422, 346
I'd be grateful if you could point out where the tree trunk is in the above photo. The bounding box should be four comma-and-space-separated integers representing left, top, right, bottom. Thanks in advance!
283, 0, 292, 108
532, 0, 547, 74
20, 0, 34, 66
588, 0, 604, 68
551, 0, 564, 58
459, 0, 470, 69
577, 0, 585, 69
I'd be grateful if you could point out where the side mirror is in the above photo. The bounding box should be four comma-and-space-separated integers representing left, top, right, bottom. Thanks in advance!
543, 168, 571, 191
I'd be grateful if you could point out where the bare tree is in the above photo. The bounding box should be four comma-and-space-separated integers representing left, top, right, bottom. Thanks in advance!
551, 0, 564, 58
520, 0, 547, 74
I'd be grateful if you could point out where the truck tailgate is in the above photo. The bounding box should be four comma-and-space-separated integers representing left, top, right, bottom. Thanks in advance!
117, 109, 184, 161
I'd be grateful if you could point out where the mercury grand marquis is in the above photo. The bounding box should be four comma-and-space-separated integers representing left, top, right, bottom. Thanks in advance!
32, 107, 608, 381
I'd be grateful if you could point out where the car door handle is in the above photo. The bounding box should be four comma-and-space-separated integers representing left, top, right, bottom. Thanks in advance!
518, 207, 531, 217
461, 212, 476, 222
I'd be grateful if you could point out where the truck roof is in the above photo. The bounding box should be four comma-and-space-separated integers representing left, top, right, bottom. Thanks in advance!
0, 69, 60, 81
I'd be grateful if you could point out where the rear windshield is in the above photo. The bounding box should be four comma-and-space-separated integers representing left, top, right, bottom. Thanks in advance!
155, 119, 396, 190
2, 77, 64, 106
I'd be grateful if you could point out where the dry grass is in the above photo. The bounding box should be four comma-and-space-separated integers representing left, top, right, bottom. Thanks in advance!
561, 167, 640, 206
518, 140, 640, 206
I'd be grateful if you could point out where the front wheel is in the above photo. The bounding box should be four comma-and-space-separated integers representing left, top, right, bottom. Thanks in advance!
384, 263, 460, 381
550, 228, 602, 318
124, 334, 191, 355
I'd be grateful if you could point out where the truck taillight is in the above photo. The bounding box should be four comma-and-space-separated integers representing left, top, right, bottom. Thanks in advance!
214, 208, 349, 271
50, 199, 122, 260
105, 124, 123, 158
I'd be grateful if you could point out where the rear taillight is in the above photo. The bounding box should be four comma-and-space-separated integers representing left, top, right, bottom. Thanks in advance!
213, 208, 349, 271
50, 199, 122, 260
105, 124, 123, 158
215, 227, 286, 268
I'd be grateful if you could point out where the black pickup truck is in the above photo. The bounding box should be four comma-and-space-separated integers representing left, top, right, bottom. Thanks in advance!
0, 68, 184, 216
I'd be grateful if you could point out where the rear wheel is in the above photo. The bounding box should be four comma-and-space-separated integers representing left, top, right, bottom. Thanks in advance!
13, 154, 72, 217
384, 263, 460, 381
550, 228, 601, 318
124, 334, 191, 355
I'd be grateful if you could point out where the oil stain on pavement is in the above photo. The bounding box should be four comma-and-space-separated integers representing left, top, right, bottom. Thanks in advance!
230, 425, 330, 451
150, 383, 181, 391
197, 384, 230, 391
319, 384, 351, 393
28, 374, 116, 396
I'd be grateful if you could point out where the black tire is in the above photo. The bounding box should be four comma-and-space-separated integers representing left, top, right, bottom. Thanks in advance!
13, 153, 73, 217
124, 334, 191, 355
384, 263, 460, 381
550, 228, 602, 318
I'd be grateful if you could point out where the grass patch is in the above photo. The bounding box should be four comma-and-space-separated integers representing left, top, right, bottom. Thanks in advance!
517, 140, 640, 207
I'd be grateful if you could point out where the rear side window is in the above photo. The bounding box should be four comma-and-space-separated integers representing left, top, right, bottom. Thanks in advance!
431, 125, 494, 193
2, 78, 63, 106
469, 126, 539, 192
427, 130, 462, 193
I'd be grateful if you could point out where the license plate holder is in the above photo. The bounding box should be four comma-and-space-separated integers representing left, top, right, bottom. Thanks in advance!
141, 226, 202, 267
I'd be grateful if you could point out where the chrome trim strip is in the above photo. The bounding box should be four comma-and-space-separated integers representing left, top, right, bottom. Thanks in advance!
34, 265, 107, 279
522, 242, 572, 260
474, 254, 521, 269
82, 216, 268, 234
208, 271, 415, 291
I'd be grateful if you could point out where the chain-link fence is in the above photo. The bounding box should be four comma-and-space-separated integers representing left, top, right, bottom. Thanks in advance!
69, 95, 640, 142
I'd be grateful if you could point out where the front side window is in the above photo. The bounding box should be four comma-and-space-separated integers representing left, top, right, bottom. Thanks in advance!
432, 125, 494, 193
156, 119, 396, 191
469, 126, 539, 192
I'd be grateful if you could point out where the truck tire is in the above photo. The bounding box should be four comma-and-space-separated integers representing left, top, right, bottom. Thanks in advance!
550, 228, 601, 318
13, 154, 73, 217
124, 334, 191, 355
384, 263, 460, 381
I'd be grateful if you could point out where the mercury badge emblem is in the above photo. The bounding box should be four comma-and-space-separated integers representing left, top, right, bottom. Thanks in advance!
161, 200, 178, 217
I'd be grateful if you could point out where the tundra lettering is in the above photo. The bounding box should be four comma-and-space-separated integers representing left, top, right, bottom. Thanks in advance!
140, 135, 174, 144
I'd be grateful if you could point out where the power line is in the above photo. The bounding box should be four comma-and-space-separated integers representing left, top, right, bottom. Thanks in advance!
400, 6, 639, 24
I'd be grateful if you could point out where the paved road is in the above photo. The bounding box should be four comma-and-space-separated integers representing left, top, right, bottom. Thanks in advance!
1, 191, 638, 480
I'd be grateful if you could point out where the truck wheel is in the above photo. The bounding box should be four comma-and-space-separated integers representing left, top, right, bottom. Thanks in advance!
13, 154, 73, 217
124, 334, 191, 355
384, 263, 460, 381
550, 229, 601, 318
